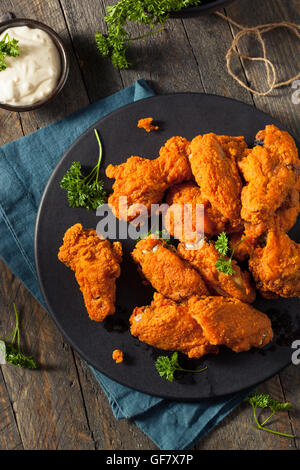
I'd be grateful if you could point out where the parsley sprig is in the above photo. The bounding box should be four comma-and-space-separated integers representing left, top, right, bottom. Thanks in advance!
60, 129, 107, 211
0, 33, 20, 71
95, 0, 201, 68
0, 304, 37, 369
215, 232, 248, 275
245, 393, 296, 438
137, 229, 171, 244
155, 352, 207, 382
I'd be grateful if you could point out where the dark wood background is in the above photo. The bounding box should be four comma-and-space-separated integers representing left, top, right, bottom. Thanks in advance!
0, 0, 299, 450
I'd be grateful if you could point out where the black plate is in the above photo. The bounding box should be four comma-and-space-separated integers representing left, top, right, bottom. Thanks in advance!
35, 93, 300, 400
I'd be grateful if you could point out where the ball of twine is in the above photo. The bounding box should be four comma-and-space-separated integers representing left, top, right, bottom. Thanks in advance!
216, 11, 300, 96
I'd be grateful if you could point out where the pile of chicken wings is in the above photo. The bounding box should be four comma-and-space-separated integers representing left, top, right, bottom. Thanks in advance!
58, 125, 300, 360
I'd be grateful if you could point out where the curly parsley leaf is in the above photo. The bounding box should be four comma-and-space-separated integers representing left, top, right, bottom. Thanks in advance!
95, 0, 201, 69
215, 233, 249, 276
215, 257, 236, 275
155, 354, 177, 382
137, 229, 172, 244
244, 393, 295, 438
0, 304, 37, 370
155, 352, 207, 382
60, 129, 107, 211
215, 231, 229, 256
5, 343, 37, 369
0, 33, 20, 71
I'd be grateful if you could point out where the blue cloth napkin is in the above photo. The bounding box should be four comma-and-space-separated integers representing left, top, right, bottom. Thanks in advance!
0, 79, 250, 450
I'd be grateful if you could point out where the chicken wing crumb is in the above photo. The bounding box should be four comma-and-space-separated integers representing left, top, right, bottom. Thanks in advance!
137, 117, 159, 132
112, 349, 124, 363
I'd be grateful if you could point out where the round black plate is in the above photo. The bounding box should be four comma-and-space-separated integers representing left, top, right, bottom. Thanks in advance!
35, 93, 300, 400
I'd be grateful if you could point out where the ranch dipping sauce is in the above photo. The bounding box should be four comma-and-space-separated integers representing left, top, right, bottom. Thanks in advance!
0, 26, 61, 106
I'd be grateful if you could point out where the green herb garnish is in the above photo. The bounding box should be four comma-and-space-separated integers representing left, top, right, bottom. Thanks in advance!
155, 352, 207, 382
137, 229, 171, 243
95, 0, 201, 69
214, 231, 229, 256
0, 33, 20, 71
60, 129, 107, 211
215, 232, 248, 275
0, 304, 37, 369
244, 393, 296, 438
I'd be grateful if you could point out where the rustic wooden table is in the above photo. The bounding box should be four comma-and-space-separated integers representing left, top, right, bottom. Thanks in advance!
0, 0, 299, 451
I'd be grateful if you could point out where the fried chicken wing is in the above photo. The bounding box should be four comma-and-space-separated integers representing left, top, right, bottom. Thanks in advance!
189, 133, 244, 230
242, 187, 300, 241
106, 136, 191, 221
130, 293, 218, 358
58, 223, 122, 321
164, 182, 226, 241
188, 296, 273, 352
215, 135, 248, 161
249, 230, 300, 298
131, 236, 209, 301
238, 125, 300, 237
177, 241, 256, 303
229, 231, 258, 262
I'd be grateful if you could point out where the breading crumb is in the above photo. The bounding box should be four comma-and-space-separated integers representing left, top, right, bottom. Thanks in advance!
112, 349, 124, 363
137, 117, 159, 132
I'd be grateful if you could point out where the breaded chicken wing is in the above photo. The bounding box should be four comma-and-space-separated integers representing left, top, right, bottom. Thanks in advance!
249, 231, 300, 298
238, 125, 300, 237
131, 236, 209, 301
106, 136, 191, 221
189, 133, 244, 230
130, 293, 218, 358
229, 231, 258, 262
188, 296, 273, 352
177, 241, 256, 303
164, 182, 226, 241
58, 223, 122, 321
215, 135, 248, 161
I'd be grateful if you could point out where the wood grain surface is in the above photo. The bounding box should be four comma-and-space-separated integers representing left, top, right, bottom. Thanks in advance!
0, 0, 299, 450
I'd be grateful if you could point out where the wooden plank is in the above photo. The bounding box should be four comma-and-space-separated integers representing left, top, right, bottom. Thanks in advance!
182, 9, 253, 103
117, 15, 204, 93
279, 366, 300, 449
225, 0, 300, 135
60, 0, 204, 94
0, 260, 96, 449
195, 375, 296, 450
58, 0, 124, 100
0, 368, 23, 450
0, 110, 24, 145
74, 354, 158, 449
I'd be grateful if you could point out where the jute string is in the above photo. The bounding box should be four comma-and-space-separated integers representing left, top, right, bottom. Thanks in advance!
215, 11, 300, 96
